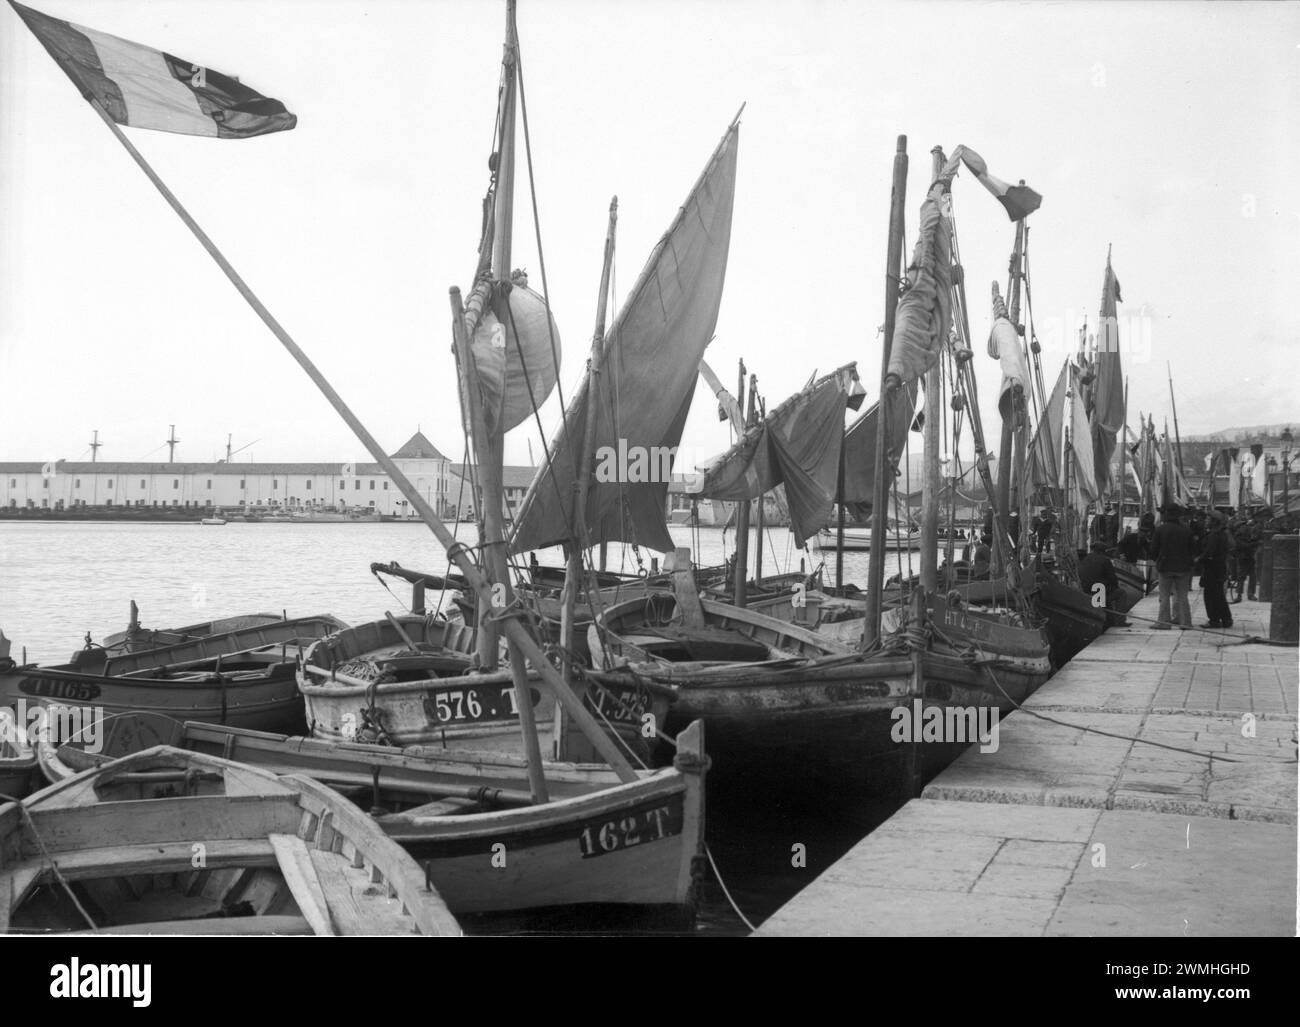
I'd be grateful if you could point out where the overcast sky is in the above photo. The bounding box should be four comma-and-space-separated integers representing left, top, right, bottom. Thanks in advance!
2, 0, 1296, 472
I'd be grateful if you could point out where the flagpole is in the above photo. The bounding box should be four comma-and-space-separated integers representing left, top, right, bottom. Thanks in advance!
83, 96, 638, 787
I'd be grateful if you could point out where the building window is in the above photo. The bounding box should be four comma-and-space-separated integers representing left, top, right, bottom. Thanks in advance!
140, 479, 146, 488
273, 479, 279, 489
75, 479, 81, 488
43, 479, 49, 489
107, 479, 113, 488
106, 499, 113, 507
369, 480, 375, 490
173, 480, 179, 489
339, 480, 345, 489
306, 480, 312, 490
206, 479, 212, 489
240, 478, 246, 489
355, 480, 360, 490
382, 481, 389, 491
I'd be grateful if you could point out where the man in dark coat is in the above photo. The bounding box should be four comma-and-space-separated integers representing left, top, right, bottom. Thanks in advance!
1200, 511, 1234, 628
1078, 540, 1131, 627
1230, 514, 1260, 602
1150, 504, 1195, 629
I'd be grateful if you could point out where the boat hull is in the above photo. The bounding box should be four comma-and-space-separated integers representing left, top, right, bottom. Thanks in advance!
299, 616, 673, 764
594, 594, 1051, 800
382, 724, 706, 918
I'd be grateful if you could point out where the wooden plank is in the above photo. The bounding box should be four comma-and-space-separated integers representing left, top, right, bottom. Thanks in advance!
11, 839, 276, 881
308, 848, 412, 936
392, 797, 479, 819
68, 915, 313, 936
26, 795, 302, 856
269, 833, 335, 936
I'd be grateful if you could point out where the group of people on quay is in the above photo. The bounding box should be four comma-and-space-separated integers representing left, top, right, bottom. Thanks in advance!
955, 499, 1297, 632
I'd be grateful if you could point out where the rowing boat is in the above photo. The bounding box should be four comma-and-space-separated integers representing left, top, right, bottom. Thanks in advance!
0, 616, 347, 733
37, 713, 708, 923
0, 710, 36, 801
1, 745, 460, 935
97, 602, 284, 655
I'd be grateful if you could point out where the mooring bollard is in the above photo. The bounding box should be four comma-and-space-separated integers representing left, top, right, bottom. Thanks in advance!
1268, 534, 1298, 643
1258, 535, 1274, 602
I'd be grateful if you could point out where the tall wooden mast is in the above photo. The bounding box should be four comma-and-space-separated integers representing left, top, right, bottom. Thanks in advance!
863, 135, 909, 647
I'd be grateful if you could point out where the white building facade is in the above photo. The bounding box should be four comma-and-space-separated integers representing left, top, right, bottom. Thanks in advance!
0, 432, 456, 518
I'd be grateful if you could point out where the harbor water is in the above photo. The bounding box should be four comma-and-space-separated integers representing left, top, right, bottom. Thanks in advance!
0, 520, 947, 935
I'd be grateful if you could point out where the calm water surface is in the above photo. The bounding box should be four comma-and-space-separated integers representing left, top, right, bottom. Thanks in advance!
0, 520, 944, 935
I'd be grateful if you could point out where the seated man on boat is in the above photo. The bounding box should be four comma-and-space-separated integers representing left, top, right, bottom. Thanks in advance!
1077, 541, 1131, 627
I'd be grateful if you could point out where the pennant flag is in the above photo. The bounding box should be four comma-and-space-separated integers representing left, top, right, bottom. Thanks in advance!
943, 145, 1042, 221
10, 1, 296, 138
699, 359, 746, 433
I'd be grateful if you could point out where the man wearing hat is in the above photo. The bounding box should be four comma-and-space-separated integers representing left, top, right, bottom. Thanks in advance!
1078, 540, 1131, 627
1150, 504, 1195, 629
1200, 510, 1234, 628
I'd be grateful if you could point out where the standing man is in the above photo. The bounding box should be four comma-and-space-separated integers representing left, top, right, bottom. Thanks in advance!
1150, 504, 1195, 629
1232, 513, 1260, 602
1033, 506, 1057, 555
1200, 511, 1234, 628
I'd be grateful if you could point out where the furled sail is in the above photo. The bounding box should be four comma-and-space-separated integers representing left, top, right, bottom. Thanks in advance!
469, 280, 561, 436
988, 281, 1029, 422
1089, 251, 1124, 493
885, 177, 953, 389
508, 119, 740, 555
695, 365, 861, 543
886, 146, 1041, 389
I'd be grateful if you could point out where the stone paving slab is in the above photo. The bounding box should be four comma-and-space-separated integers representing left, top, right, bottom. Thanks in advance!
755, 799, 1296, 937
1045, 809, 1296, 937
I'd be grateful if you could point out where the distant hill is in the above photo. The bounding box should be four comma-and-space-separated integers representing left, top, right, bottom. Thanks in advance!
1185, 424, 1294, 443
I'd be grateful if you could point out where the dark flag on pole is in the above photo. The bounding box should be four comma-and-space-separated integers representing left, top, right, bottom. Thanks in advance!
10, 1, 296, 138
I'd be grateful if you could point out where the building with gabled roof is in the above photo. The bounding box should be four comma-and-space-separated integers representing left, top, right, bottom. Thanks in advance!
0, 431, 457, 518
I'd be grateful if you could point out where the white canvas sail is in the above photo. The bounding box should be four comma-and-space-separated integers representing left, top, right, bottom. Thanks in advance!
509, 119, 740, 554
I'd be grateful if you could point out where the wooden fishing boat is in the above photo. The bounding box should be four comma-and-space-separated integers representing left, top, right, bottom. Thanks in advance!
1113, 557, 1156, 600
98, 603, 283, 654
37, 714, 708, 923
590, 589, 1051, 799
0, 710, 36, 801
1, 745, 460, 935
815, 525, 924, 550
298, 615, 674, 765
1025, 568, 1108, 667
0, 616, 347, 733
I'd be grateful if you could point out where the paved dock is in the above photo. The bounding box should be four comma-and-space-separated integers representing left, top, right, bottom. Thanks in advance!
756, 592, 1298, 936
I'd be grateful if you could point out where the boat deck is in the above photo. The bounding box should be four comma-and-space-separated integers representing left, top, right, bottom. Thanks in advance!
754, 591, 1297, 936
